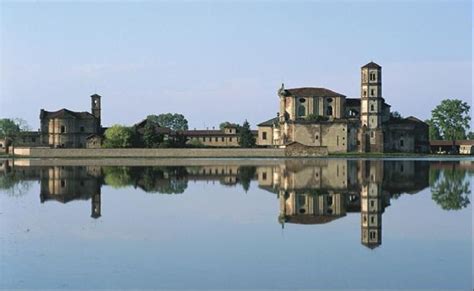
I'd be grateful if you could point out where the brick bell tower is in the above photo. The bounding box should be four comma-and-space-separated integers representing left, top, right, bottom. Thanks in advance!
91, 94, 101, 129
360, 62, 384, 152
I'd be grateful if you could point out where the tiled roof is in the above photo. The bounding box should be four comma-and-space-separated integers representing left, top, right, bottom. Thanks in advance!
362, 61, 381, 69
182, 130, 257, 137
183, 130, 237, 137
345, 98, 360, 106
284, 87, 346, 98
40, 109, 96, 120
257, 117, 278, 127
430, 140, 474, 146
387, 116, 427, 125
285, 214, 344, 225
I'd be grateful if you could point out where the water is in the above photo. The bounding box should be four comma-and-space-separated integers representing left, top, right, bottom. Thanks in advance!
0, 158, 472, 290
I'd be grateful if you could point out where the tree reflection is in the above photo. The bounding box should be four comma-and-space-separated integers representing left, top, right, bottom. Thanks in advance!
103, 167, 133, 189
238, 166, 256, 192
0, 172, 32, 197
136, 167, 188, 194
431, 167, 471, 210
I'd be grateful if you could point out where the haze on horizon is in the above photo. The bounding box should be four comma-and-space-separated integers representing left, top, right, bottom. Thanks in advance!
0, 1, 471, 130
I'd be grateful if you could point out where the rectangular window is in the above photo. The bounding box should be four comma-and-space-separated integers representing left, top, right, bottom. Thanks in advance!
371, 89, 374, 96
262, 132, 267, 140
31, 137, 36, 142
215, 137, 218, 142
400, 139, 404, 147
80, 126, 85, 132
221, 137, 224, 142
262, 172, 267, 180
61, 126, 65, 133
229, 137, 232, 142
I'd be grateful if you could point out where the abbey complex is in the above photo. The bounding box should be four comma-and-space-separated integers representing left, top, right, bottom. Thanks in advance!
257, 62, 428, 153
4, 62, 429, 154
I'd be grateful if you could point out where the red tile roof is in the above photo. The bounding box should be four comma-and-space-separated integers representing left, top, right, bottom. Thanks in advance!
40, 109, 96, 119
285, 87, 346, 98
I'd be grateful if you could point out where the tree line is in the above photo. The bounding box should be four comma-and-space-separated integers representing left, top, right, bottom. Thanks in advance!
102, 113, 256, 148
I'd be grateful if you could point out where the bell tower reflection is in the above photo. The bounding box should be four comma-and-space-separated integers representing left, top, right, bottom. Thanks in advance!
360, 161, 385, 249
39, 166, 102, 219
265, 159, 411, 249
91, 192, 101, 219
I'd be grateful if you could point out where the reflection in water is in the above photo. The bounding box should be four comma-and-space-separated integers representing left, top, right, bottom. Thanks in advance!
0, 159, 472, 249
429, 163, 472, 210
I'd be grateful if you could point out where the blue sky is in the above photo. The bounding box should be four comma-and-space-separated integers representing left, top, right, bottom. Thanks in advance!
0, 1, 471, 129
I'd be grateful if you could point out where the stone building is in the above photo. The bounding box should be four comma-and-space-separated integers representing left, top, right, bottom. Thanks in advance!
183, 125, 257, 147
38, 94, 102, 148
257, 62, 429, 153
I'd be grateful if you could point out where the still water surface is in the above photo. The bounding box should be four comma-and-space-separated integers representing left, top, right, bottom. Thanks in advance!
0, 158, 472, 290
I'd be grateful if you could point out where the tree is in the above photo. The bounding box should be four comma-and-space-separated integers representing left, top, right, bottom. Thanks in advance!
390, 111, 402, 119
147, 113, 188, 131
431, 99, 471, 141
467, 131, 474, 140
425, 119, 441, 140
14, 118, 31, 132
219, 121, 239, 130
103, 125, 133, 148
0, 118, 21, 138
238, 120, 256, 148
143, 121, 162, 148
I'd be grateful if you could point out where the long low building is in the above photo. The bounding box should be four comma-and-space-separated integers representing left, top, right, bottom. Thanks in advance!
430, 140, 474, 154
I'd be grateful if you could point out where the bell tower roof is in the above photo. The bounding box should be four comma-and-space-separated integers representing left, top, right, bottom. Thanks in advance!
362, 62, 381, 69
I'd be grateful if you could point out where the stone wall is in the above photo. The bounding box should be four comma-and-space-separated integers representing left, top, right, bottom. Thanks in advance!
12, 147, 289, 158
284, 142, 328, 157
288, 122, 349, 153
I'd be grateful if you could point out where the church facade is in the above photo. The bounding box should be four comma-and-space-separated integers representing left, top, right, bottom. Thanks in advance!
38, 94, 103, 148
257, 62, 429, 153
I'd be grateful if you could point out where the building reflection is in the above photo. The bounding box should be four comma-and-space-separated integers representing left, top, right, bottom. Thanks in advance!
258, 160, 430, 249
0, 159, 471, 249
39, 166, 102, 219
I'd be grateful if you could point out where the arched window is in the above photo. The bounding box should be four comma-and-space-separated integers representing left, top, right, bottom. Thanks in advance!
370, 104, 374, 111
298, 105, 306, 117
326, 106, 333, 116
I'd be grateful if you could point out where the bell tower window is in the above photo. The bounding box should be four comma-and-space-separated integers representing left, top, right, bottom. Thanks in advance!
326, 106, 333, 116
297, 98, 306, 117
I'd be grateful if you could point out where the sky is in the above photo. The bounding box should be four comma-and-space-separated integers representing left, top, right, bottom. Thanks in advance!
0, 0, 472, 130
